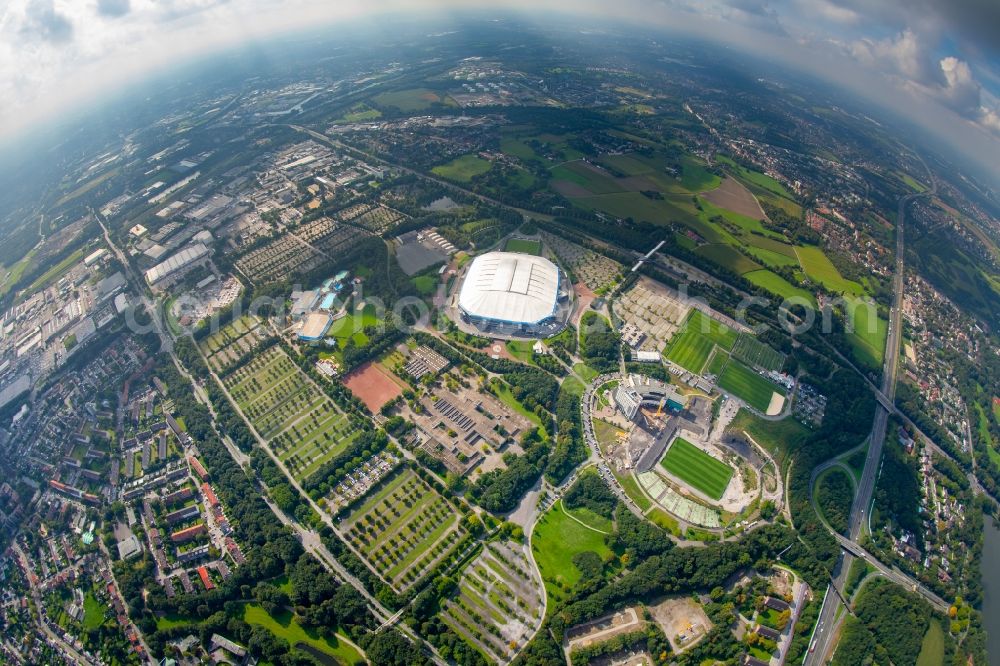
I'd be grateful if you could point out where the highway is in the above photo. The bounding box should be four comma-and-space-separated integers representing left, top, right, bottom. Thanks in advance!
806, 180, 934, 664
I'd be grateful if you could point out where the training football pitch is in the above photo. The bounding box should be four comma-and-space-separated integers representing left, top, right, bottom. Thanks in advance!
660, 438, 733, 501
717, 359, 783, 412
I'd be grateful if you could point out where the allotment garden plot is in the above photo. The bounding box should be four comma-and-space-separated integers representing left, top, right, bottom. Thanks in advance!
341, 466, 466, 592
199, 316, 270, 374
540, 231, 621, 293
221, 345, 361, 483
616, 278, 691, 352
440, 540, 543, 663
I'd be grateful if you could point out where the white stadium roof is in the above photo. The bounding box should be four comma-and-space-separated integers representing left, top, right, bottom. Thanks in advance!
458, 252, 559, 325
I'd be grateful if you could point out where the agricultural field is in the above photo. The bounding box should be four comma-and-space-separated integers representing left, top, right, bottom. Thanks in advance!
660, 438, 733, 501
531, 500, 613, 608
731, 334, 786, 372
743, 269, 817, 305
222, 345, 359, 483
342, 467, 466, 592
694, 243, 761, 275
504, 237, 542, 255
795, 246, 863, 296
440, 541, 543, 663
372, 88, 450, 111
717, 360, 785, 413
716, 155, 795, 201
550, 161, 625, 195
432, 154, 492, 182
336, 103, 382, 123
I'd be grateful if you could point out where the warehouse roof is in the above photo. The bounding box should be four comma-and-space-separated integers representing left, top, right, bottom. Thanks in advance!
144, 243, 209, 285
458, 252, 559, 324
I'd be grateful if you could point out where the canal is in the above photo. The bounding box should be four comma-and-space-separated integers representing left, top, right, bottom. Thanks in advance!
981, 517, 1000, 662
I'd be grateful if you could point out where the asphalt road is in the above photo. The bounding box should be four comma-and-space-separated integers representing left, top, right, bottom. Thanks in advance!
806, 183, 933, 664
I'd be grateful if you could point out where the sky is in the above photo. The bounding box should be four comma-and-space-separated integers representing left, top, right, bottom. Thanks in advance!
1, 0, 998, 180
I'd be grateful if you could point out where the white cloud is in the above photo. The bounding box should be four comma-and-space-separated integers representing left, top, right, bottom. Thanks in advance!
848, 29, 937, 84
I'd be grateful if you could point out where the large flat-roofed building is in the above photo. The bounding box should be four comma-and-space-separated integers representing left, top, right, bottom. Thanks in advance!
145, 243, 210, 289
614, 373, 688, 421
298, 312, 332, 341
457, 251, 565, 336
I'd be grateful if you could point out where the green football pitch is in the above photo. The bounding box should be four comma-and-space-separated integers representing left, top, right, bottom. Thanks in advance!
660, 437, 733, 500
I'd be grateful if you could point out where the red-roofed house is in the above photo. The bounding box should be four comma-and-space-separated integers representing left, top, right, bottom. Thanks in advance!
201, 482, 219, 508
197, 565, 214, 590
170, 523, 206, 543
189, 456, 209, 480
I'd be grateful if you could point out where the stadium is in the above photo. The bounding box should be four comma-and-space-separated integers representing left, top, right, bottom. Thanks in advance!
455, 251, 571, 337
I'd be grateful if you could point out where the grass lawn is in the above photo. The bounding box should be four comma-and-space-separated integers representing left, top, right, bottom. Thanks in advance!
615, 471, 652, 512
844, 296, 887, 368
729, 409, 809, 469
243, 604, 364, 665
718, 360, 784, 412
82, 592, 107, 631
531, 501, 613, 607
593, 418, 625, 451
645, 507, 681, 535
327, 304, 379, 347
561, 376, 586, 399
695, 243, 761, 275
916, 620, 944, 666
563, 501, 613, 533
494, 382, 547, 433
506, 339, 536, 364
504, 237, 542, 255
412, 275, 438, 296
795, 246, 863, 296
432, 154, 492, 182
573, 362, 599, 382
661, 437, 733, 500
155, 612, 196, 630
28, 249, 85, 293
896, 171, 928, 193
743, 269, 816, 306
500, 137, 537, 160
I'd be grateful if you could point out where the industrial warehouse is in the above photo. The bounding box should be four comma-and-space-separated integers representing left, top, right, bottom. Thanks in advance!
454, 251, 571, 338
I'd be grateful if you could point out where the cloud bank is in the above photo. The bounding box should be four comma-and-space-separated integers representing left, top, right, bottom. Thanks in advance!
0, 0, 997, 177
